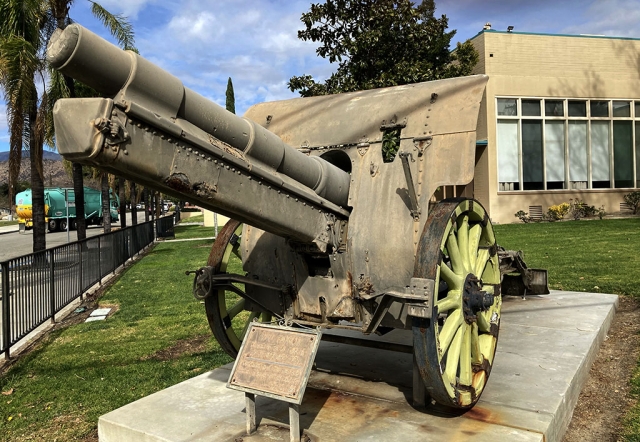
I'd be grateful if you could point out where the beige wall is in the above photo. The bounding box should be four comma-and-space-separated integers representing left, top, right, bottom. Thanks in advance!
203, 210, 230, 228
471, 30, 640, 223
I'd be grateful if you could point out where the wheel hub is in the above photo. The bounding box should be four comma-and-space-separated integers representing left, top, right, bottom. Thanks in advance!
462, 274, 494, 323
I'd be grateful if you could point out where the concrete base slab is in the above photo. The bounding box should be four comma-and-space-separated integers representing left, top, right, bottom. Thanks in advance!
98, 291, 618, 442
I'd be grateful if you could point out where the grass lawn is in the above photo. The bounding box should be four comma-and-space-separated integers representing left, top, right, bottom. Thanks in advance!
181, 214, 204, 223
0, 238, 231, 441
0, 218, 638, 440
173, 224, 216, 240
494, 218, 639, 296
0, 220, 18, 227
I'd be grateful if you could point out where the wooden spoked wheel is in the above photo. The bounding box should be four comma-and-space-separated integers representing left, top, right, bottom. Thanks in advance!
413, 198, 501, 409
204, 220, 272, 358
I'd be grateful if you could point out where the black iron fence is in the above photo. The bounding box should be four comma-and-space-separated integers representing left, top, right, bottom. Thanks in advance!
0, 217, 173, 359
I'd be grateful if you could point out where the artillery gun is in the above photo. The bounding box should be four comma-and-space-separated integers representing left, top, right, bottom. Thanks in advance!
48, 24, 548, 410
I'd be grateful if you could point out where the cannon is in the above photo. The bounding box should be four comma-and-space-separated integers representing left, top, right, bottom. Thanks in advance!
48, 24, 548, 410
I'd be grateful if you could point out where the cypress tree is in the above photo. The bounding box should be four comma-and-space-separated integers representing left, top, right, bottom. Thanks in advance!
225, 77, 236, 114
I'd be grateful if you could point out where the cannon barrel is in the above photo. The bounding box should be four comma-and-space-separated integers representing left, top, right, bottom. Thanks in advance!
47, 24, 350, 208
48, 24, 352, 250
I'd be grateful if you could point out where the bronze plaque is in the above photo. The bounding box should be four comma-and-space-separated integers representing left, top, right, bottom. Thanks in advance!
227, 323, 321, 404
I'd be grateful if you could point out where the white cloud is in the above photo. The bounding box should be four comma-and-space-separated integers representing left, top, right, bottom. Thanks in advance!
167, 11, 223, 43
562, 1, 640, 37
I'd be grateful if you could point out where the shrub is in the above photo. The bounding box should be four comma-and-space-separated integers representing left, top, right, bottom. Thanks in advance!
597, 205, 606, 220
514, 210, 531, 223
623, 191, 640, 214
547, 202, 570, 221
569, 198, 597, 220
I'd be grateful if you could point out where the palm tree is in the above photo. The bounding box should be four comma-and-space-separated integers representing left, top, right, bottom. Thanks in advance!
2, 0, 135, 252
46, 0, 135, 241
0, 0, 49, 252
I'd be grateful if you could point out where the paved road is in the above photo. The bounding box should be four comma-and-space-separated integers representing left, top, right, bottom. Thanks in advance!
0, 213, 142, 262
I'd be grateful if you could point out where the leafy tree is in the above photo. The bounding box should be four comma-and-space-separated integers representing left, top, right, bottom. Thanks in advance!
225, 77, 235, 114
288, 0, 478, 97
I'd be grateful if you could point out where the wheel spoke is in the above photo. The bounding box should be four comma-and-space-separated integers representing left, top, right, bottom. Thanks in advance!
459, 324, 472, 386
470, 322, 483, 365
468, 224, 482, 272
477, 310, 491, 333
445, 325, 464, 380
457, 215, 471, 273
439, 263, 461, 290
479, 334, 497, 364
436, 290, 461, 314
446, 229, 464, 275
438, 309, 463, 357
474, 248, 490, 277
227, 298, 246, 319
240, 311, 260, 339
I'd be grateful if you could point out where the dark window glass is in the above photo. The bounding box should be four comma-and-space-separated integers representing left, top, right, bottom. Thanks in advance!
497, 98, 518, 116
612, 101, 631, 117
545, 100, 564, 117
635, 101, 640, 118
522, 100, 541, 116
590, 100, 609, 117
568, 101, 586, 117
613, 121, 633, 188
522, 120, 544, 190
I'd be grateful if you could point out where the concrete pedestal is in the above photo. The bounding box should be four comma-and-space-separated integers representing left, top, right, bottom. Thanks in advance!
99, 291, 618, 442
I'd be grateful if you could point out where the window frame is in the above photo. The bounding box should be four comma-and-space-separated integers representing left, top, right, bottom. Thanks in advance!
495, 96, 639, 192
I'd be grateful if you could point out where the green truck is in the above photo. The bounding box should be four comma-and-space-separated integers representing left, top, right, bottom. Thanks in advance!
16, 187, 119, 232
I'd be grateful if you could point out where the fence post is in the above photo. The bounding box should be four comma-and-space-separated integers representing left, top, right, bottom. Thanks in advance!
78, 242, 84, 301
49, 250, 56, 324
2, 261, 10, 359
98, 236, 102, 286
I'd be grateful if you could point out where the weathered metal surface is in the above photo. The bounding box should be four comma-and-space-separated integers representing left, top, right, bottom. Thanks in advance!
228, 323, 321, 405
48, 22, 545, 411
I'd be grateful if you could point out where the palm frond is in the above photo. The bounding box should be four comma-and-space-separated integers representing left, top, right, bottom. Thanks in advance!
0, 0, 46, 51
7, 99, 24, 200
89, 1, 136, 51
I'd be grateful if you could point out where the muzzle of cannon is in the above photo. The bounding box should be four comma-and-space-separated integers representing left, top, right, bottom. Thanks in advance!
49, 24, 549, 410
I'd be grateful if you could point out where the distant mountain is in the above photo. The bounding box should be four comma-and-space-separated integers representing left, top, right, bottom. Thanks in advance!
0, 150, 61, 162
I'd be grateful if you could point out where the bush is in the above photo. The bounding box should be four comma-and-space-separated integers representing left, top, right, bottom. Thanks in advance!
547, 203, 570, 221
569, 198, 597, 220
623, 191, 640, 214
514, 210, 531, 223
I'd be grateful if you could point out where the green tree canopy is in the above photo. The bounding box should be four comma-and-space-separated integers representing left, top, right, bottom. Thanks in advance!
288, 0, 478, 97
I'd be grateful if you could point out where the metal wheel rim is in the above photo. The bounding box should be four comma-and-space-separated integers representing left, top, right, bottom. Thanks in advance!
204, 220, 272, 358
413, 198, 501, 409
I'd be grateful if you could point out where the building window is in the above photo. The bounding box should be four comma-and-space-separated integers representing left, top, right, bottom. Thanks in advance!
496, 97, 639, 191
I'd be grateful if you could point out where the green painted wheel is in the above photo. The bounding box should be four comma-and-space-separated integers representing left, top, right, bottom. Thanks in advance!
204, 220, 272, 358
413, 198, 501, 409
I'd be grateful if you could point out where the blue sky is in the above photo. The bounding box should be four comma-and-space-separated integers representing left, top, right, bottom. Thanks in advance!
1, 0, 640, 153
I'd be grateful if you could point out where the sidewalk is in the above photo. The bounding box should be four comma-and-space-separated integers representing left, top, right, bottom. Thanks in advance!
0, 224, 19, 235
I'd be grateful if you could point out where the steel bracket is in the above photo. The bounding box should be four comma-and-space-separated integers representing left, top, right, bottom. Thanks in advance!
399, 152, 421, 221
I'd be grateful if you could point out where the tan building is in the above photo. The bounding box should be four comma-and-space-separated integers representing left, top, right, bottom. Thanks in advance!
468, 29, 640, 223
